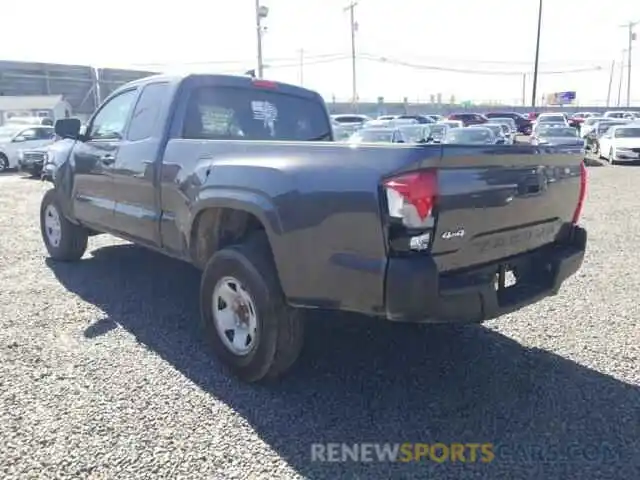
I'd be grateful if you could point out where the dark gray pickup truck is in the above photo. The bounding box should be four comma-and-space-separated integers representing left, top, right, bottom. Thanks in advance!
40, 73, 588, 383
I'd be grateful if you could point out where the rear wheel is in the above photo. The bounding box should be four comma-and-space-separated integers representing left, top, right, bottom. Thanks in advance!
40, 189, 89, 261
200, 233, 304, 383
0, 154, 8, 172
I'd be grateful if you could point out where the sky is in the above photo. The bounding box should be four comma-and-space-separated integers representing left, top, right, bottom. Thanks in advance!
2, 0, 639, 105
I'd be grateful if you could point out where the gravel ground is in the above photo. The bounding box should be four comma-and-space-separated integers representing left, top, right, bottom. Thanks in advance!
0, 168, 638, 480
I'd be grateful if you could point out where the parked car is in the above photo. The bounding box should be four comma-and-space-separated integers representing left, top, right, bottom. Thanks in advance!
448, 113, 489, 126
583, 120, 629, 155
426, 123, 449, 143
603, 111, 634, 120
534, 113, 569, 127
332, 125, 352, 142
496, 123, 514, 144
396, 124, 433, 143
443, 126, 496, 145
0, 124, 56, 172
425, 114, 445, 122
483, 123, 509, 144
348, 128, 406, 143
5, 116, 55, 126
331, 114, 371, 126
598, 125, 640, 164
376, 115, 397, 121
579, 116, 606, 137
484, 112, 532, 135
40, 73, 588, 383
394, 114, 434, 124
439, 120, 464, 129
530, 126, 584, 148
568, 112, 597, 129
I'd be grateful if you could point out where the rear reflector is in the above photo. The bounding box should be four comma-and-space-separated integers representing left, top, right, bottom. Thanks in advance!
383, 170, 438, 228
572, 161, 587, 224
252, 79, 277, 88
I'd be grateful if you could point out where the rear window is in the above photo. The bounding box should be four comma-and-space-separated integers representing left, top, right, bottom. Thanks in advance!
333, 115, 367, 124
539, 115, 566, 122
182, 86, 330, 141
446, 128, 493, 143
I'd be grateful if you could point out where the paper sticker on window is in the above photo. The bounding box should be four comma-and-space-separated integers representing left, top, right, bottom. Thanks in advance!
251, 100, 278, 136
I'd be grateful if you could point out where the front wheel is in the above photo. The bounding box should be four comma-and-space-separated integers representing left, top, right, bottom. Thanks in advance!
0, 154, 9, 172
200, 233, 304, 383
40, 189, 89, 261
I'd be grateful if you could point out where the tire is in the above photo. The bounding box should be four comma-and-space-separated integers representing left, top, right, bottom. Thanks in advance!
200, 232, 304, 383
40, 189, 89, 261
0, 154, 8, 172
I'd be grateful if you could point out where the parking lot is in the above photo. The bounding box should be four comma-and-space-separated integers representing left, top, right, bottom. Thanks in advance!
0, 166, 638, 479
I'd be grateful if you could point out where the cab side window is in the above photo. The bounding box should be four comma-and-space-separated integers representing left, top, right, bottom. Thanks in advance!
88, 89, 138, 140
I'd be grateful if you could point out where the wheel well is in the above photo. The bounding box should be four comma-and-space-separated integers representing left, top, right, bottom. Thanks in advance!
191, 207, 266, 269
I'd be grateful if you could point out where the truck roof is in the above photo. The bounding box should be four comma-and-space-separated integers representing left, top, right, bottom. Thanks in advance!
112, 73, 323, 101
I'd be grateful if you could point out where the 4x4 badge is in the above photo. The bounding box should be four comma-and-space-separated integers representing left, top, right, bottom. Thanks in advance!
442, 228, 465, 240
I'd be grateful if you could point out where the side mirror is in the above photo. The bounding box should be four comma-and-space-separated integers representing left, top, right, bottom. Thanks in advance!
12, 136, 26, 143
55, 118, 82, 139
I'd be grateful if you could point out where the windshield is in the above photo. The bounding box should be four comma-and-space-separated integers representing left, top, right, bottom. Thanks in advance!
0, 125, 22, 140
614, 127, 640, 138
446, 128, 493, 143
182, 86, 332, 141
352, 129, 394, 143
539, 115, 566, 123
539, 127, 578, 138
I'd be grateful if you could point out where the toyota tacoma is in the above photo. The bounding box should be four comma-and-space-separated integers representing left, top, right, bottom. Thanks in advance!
40, 73, 588, 383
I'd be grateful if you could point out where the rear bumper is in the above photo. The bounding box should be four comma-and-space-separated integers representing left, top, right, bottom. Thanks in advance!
384, 225, 587, 323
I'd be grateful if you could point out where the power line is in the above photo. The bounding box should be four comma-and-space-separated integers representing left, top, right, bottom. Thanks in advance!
359, 54, 604, 76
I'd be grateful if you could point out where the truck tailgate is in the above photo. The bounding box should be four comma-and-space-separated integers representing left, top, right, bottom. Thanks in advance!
429, 145, 584, 272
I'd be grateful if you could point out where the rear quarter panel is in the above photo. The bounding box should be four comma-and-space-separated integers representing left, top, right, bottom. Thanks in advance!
160, 140, 442, 314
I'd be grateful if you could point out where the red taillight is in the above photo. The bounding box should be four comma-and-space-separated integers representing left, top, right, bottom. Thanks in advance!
383, 170, 438, 228
572, 162, 587, 224
252, 79, 277, 89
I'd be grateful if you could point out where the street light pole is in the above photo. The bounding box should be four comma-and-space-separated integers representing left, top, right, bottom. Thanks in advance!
617, 49, 626, 107
344, 1, 359, 110
255, 0, 269, 78
530, 0, 543, 109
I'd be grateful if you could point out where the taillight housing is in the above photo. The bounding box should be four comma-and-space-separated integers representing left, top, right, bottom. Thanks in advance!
572, 161, 587, 224
383, 170, 438, 252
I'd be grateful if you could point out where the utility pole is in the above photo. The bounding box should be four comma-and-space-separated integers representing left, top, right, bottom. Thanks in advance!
619, 21, 638, 107
530, 0, 543, 109
255, 0, 269, 78
344, 1, 359, 111
606, 59, 615, 107
617, 49, 626, 107
298, 48, 304, 85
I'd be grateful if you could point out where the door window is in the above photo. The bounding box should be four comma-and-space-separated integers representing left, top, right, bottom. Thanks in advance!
34, 127, 55, 139
127, 83, 169, 141
19, 129, 38, 140
89, 89, 138, 140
